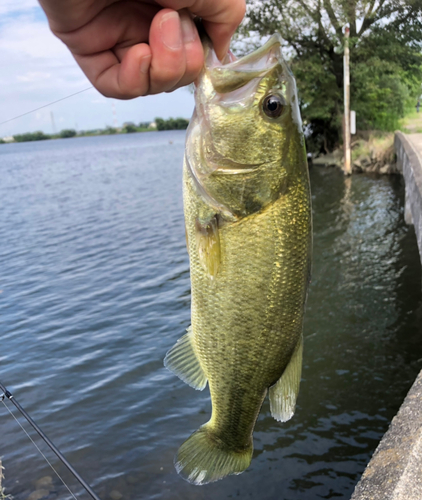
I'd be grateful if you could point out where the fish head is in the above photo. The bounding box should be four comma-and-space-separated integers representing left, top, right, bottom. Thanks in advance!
186, 34, 306, 220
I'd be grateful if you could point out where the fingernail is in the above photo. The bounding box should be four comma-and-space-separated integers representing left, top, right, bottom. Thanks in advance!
160, 11, 182, 50
180, 13, 197, 44
140, 54, 151, 75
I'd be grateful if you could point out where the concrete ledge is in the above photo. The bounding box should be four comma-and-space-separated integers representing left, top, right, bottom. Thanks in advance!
351, 370, 422, 500
351, 134, 422, 499
395, 132, 422, 266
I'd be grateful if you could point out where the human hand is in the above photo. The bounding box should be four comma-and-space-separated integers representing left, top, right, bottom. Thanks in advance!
39, 0, 245, 99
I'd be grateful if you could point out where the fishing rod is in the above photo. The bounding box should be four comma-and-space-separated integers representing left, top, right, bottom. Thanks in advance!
0, 87, 93, 127
0, 381, 101, 500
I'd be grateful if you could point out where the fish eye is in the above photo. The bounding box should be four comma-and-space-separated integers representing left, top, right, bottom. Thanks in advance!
262, 94, 285, 118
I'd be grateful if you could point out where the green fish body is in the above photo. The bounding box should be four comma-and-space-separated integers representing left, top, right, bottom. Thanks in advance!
165, 34, 312, 485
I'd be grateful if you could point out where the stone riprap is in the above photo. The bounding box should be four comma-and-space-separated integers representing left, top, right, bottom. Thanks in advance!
395, 132, 422, 266
351, 370, 422, 500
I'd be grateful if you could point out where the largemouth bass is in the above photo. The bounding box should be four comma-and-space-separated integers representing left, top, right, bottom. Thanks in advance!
164, 33, 312, 485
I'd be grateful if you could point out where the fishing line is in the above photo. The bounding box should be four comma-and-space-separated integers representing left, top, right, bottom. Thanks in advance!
0, 87, 94, 126
0, 382, 101, 500
0, 398, 78, 500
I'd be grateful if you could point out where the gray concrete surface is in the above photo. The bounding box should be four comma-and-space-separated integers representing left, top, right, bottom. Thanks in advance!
350, 133, 422, 499
395, 132, 422, 266
351, 370, 422, 500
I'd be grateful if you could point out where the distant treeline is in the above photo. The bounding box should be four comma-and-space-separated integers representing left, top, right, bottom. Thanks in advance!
0, 116, 190, 144
155, 117, 189, 130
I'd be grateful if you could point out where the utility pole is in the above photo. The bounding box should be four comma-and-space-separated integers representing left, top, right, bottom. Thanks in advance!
343, 26, 352, 175
50, 111, 57, 135
111, 101, 118, 129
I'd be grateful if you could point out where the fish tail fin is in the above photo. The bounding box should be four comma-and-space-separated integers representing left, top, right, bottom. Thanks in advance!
175, 424, 253, 485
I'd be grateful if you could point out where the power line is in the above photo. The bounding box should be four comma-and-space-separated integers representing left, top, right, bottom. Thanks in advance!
0, 87, 94, 126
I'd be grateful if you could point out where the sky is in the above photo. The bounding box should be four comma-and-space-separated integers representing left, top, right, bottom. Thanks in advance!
0, 0, 195, 137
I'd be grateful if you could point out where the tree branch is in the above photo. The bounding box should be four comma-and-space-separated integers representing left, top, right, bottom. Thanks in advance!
323, 0, 343, 39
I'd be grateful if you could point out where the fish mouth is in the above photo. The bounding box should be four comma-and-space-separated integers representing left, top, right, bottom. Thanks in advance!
201, 141, 263, 175
206, 34, 284, 94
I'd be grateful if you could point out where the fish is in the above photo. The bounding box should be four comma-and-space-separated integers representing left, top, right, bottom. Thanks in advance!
164, 32, 312, 485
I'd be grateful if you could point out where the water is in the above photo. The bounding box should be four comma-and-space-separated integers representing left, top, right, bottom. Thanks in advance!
0, 132, 421, 500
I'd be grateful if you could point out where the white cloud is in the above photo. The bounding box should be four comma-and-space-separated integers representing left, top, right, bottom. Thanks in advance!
0, 0, 39, 16
0, 0, 194, 136
17, 71, 52, 82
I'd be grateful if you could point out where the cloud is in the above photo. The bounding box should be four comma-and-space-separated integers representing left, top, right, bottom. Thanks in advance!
0, 0, 194, 136
0, 0, 39, 16
17, 71, 52, 82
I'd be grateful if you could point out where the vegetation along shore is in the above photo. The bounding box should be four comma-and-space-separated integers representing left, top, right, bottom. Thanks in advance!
0, 117, 189, 144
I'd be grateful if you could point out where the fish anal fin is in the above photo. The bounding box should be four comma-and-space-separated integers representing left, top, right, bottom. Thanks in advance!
164, 327, 207, 391
195, 215, 221, 278
269, 335, 303, 422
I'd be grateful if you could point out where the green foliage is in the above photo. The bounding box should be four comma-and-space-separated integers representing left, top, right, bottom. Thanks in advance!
59, 129, 77, 138
102, 126, 117, 134
13, 131, 51, 142
241, 0, 422, 152
0, 139, 5, 144
0, 461, 12, 500
124, 123, 138, 133
9, 117, 188, 144
155, 117, 189, 131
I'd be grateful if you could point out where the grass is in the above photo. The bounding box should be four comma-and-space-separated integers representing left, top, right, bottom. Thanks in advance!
351, 131, 395, 165
400, 108, 422, 134
350, 107, 422, 171
0, 460, 12, 500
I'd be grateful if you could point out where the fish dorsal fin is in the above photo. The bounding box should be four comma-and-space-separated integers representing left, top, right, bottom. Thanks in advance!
269, 335, 303, 422
164, 327, 207, 390
195, 216, 221, 278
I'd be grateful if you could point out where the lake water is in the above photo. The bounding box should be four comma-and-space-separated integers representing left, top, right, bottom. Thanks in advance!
1, 131, 421, 500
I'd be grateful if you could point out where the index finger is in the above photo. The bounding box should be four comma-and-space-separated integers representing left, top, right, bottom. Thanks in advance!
156, 0, 246, 59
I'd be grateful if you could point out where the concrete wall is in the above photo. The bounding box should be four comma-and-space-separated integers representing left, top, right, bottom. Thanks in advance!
350, 371, 422, 500
395, 132, 422, 266
350, 133, 422, 499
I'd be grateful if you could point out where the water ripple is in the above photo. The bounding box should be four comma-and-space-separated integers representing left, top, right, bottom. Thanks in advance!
0, 135, 421, 499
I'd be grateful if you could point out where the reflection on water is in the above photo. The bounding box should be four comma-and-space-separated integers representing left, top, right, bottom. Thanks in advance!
0, 133, 421, 500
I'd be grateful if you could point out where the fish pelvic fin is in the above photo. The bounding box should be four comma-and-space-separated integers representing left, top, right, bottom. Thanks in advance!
269, 334, 303, 422
164, 327, 207, 390
175, 424, 253, 485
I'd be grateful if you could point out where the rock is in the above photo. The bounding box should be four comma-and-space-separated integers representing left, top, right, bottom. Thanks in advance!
109, 490, 123, 500
34, 477, 53, 491
126, 476, 139, 485
361, 156, 371, 167
27, 489, 50, 500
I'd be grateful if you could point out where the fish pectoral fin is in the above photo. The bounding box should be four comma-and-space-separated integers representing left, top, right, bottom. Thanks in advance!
269, 335, 303, 422
195, 215, 221, 278
164, 326, 207, 390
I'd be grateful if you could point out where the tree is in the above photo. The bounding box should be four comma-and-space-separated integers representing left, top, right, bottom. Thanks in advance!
14, 131, 51, 142
241, 0, 422, 152
155, 117, 190, 130
123, 123, 138, 133
59, 129, 77, 138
